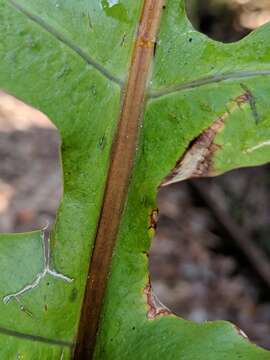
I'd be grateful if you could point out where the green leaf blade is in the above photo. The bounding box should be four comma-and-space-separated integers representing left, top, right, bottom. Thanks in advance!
1, 0, 270, 359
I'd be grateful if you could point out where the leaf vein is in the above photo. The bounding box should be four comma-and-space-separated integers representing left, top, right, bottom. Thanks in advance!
150, 70, 270, 98
8, 0, 123, 86
0, 326, 74, 348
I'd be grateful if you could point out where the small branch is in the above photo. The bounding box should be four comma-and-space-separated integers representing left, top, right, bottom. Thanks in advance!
189, 180, 270, 290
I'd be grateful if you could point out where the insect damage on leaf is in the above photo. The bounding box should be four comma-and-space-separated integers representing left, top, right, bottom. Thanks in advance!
162, 91, 253, 186
144, 280, 171, 320
245, 140, 270, 153
3, 226, 73, 311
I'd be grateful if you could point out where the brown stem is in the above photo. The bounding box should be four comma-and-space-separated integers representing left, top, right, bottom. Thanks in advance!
190, 180, 270, 290
74, 1, 165, 358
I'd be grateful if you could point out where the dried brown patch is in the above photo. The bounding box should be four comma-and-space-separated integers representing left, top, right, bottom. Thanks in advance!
148, 208, 159, 230
144, 279, 171, 320
162, 92, 250, 186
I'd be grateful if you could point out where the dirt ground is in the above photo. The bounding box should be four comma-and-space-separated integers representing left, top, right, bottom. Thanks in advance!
1, 0, 270, 351
150, 171, 270, 350
0, 92, 61, 233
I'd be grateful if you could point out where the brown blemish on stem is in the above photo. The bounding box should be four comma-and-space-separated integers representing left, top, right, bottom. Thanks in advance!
144, 280, 171, 320
74, 1, 165, 359
162, 92, 250, 186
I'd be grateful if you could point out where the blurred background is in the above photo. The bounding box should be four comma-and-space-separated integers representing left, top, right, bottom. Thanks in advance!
186, 0, 270, 42
1, 0, 270, 350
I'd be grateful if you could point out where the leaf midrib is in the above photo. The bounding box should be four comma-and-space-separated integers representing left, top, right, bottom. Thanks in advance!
74, 0, 165, 359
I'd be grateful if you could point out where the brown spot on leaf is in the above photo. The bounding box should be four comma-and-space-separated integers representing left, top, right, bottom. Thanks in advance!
148, 208, 159, 230
240, 83, 260, 123
162, 92, 250, 186
144, 279, 171, 320
142, 251, 149, 258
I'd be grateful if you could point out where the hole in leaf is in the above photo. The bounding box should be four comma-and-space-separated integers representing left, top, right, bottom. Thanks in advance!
185, 0, 270, 43
0, 91, 61, 232
150, 165, 270, 350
